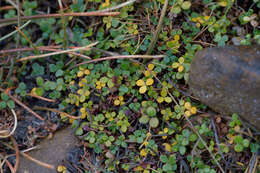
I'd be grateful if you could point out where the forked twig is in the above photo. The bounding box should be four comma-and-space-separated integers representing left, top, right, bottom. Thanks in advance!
0, 87, 44, 121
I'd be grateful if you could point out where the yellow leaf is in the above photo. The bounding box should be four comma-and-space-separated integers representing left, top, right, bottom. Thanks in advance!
30, 87, 37, 95
178, 65, 184, 72
185, 111, 191, 117
161, 88, 167, 97
191, 107, 197, 114
184, 102, 191, 110
84, 69, 90, 75
163, 143, 172, 152
77, 71, 84, 77
178, 57, 185, 64
174, 34, 180, 41
143, 170, 150, 173
77, 89, 83, 95
114, 99, 120, 106
164, 97, 172, 103
218, 1, 227, 7
119, 96, 124, 101
146, 78, 154, 86
157, 97, 164, 103
163, 128, 168, 133
204, 16, 210, 21
81, 113, 87, 119
136, 79, 145, 86
133, 166, 143, 171
144, 70, 151, 77
172, 62, 180, 68
139, 86, 147, 94
85, 90, 90, 96
80, 107, 85, 113
140, 149, 148, 157
148, 63, 155, 70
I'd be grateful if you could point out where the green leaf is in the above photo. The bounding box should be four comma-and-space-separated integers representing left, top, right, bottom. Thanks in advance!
234, 144, 243, 152
146, 106, 156, 117
49, 64, 57, 72
242, 139, 249, 147
7, 100, 15, 109
1, 93, 9, 101
160, 155, 168, 163
179, 146, 186, 155
139, 115, 149, 124
0, 101, 6, 109
119, 85, 129, 93
35, 88, 44, 96
234, 135, 243, 144
36, 77, 44, 86
149, 117, 159, 128
31, 63, 44, 76
55, 69, 64, 77
75, 127, 83, 136
181, 1, 191, 10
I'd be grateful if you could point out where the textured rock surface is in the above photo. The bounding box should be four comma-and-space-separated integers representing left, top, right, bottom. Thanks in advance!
18, 127, 79, 173
189, 45, 260, 130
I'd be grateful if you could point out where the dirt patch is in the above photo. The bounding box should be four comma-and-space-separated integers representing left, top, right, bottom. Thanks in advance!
18, 127, 79, 173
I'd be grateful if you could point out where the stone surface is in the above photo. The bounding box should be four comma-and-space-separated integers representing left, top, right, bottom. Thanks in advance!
189, 45, 260, 130
18, 127, 79, 173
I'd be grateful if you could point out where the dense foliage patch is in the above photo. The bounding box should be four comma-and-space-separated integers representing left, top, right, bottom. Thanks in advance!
0, 0, 259, 172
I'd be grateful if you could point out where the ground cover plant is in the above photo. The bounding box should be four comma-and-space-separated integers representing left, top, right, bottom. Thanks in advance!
0, 0, 259, 172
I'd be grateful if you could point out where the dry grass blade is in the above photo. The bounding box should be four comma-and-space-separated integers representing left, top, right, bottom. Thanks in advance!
16, 42, 98, 62
0, 20, 31, 42
27, 93, 56, 103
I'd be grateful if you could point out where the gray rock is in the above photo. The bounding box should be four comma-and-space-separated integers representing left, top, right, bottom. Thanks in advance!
189, 45, 260, 130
